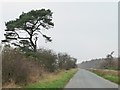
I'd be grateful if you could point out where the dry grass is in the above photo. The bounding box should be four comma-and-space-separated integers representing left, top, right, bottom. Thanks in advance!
25, 69, 78, 88
89, 69, 119, 76
88, 68, 120, 85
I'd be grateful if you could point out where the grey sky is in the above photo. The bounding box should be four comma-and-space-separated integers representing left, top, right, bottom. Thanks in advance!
0, 2, 118, 63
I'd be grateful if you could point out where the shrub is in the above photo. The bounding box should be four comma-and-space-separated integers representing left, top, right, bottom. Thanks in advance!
2, 46, 77, 87
57, 53, 77, 70
2, 47, 44, 86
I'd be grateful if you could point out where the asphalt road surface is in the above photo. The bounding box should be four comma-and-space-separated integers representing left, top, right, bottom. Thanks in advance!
65, 69, 118, 88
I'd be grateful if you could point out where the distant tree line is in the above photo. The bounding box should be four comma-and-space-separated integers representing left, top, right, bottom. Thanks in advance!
79, 51, 119, 70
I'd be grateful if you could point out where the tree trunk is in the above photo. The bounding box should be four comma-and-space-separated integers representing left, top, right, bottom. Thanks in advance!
33, 45, 37, 52
29, 38, 37, 52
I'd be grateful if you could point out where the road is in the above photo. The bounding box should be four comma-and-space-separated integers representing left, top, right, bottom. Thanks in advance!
65, 69, 118, 88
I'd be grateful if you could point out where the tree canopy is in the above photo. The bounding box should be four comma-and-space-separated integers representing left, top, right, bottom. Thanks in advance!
2, 9, 54, 52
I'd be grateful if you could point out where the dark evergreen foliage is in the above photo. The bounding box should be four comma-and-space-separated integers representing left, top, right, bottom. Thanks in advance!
2, 9, 54, 52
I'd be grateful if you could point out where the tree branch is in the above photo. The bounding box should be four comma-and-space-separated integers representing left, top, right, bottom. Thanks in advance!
34, 37, 38, 46
31, 19, 40, 30
14, 31, 30, 39
33, 22, 42, 32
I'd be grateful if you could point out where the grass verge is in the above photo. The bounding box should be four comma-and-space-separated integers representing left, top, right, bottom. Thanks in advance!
89, 69, 120, 85
24, 69, 78, 89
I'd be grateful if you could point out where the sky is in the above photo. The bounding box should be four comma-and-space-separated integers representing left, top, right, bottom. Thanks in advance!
0, 1, 118, 63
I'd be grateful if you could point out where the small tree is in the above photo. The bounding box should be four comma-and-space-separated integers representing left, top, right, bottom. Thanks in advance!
103, 51, 114, 69
57, 53, 77, 70
2, 9, 54, 52
106, 51, 114, 60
